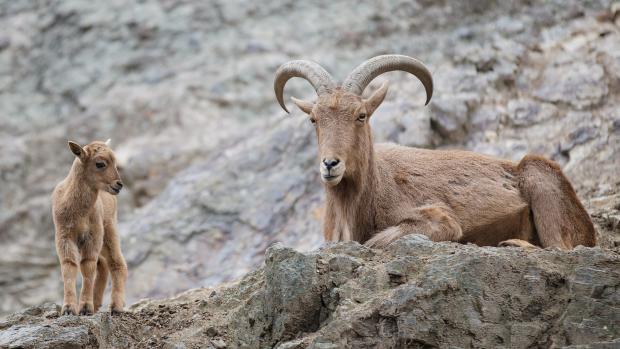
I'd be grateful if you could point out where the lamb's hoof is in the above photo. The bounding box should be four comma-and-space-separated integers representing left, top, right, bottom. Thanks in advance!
79, 303, 94, 316
61, 304, 77, 316
110, 308, 124, 316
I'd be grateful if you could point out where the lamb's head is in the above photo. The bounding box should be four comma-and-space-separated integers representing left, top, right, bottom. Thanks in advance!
68, 139, 124, 195
274, 55, 433, 187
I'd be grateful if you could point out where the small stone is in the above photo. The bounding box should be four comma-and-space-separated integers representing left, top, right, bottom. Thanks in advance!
205, 326, 218, 337
211, 338, 227, 348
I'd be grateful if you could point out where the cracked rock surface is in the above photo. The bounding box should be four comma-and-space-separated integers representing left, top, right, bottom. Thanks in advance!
1, 236, 618, 348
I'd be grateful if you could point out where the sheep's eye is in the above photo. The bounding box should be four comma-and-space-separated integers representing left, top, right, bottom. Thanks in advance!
96, 162, 106, 169
310, 118, 317, 125
357, 113, 367, 122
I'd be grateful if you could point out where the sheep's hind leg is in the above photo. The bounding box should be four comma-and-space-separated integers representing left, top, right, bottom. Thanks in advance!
517, 155, 596, 249
365, 204, 462, 248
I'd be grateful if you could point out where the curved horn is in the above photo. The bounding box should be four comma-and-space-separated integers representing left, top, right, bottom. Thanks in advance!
274, 60, 336, 113
342, 54, 433, 105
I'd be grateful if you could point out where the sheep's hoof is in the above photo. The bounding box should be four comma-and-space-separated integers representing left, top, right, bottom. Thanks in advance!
61, 304, 77, 316
498, 239, 538, 249
110, 306, 124, 316
79, 303, 94, 316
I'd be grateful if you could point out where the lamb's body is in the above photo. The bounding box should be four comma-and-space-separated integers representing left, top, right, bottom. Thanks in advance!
326, 144, 596, 249
52, 140, 127, 315
275, 54, 596, 250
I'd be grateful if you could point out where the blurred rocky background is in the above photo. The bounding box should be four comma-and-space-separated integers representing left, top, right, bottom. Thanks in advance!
1, 0, 619, 318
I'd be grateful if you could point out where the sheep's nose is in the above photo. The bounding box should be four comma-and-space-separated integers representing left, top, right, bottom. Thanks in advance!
322, 158, 340, 170
115, 180, 123, 188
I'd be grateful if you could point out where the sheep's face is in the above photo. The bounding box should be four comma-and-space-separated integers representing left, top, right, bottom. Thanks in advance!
293, 83, 388, 187
68, 141, 124, 195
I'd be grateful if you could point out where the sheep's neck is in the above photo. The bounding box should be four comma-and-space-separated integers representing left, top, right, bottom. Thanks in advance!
326, 145, 378, 243
63, 160, 99, 214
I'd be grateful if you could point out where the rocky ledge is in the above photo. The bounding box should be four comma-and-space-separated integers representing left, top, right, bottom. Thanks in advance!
1, 235, 618, 349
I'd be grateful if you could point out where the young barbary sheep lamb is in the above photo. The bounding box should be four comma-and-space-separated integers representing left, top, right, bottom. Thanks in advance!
52, 140, 128, 315
274, 54, 596, 249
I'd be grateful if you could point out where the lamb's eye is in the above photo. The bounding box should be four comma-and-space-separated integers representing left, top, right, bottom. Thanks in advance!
96, 162, 106, 169
310, 118, 317, 125
357, 113, 367, 122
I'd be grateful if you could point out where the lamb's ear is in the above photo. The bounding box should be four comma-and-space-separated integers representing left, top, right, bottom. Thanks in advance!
291, 97, 314, 115
68, 141, 85, 159
364, 81, 389, 116
104, 139, 111, 146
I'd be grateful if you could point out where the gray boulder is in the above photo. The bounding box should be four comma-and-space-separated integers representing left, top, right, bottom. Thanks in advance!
1, 237, 618, 348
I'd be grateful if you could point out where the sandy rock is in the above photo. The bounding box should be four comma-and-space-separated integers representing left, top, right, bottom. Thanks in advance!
0, 237, 618, 348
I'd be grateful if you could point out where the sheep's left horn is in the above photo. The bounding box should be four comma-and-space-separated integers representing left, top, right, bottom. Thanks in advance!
342, 54, 433, 105
274, 60, 336, 113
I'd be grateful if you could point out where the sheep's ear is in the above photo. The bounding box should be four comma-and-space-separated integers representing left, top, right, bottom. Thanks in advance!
364, 81, 389, 116
68, 141, 85, 159
291, 97, 314, 115
104, 139, 111, 146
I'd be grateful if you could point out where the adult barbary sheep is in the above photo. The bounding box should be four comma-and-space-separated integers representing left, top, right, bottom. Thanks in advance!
52, 139, 128, 315
274, 54, 596, 249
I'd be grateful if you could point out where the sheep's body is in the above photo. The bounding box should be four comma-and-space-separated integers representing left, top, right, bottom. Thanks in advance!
326, 143, 596, 249
274, 55, 596, 250
52, 140, 127, 315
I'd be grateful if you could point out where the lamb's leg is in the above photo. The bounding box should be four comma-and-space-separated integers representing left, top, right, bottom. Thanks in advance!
78, 256, 97, 315
56, 236, 79, 315
101, 224, 127, 315
93, 256, 109, 312
365, 204, 462, 248
78, 230, 102, 316
517, 155, 596, 249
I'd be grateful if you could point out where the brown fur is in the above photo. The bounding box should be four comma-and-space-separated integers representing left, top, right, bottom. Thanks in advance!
52, 140, 127, 316
293, 85, 596, 250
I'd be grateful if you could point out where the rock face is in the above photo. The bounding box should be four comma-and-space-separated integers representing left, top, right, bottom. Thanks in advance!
1, 236, 619, 348
1, 0, 620, 322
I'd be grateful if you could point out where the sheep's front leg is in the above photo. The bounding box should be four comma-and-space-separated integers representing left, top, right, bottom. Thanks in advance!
56, 235, 79, 315
365, 204, 463, 248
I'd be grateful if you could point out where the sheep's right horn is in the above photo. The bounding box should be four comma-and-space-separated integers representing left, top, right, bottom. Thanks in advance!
343, 54, 433, 105
274, 60, 336, 113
